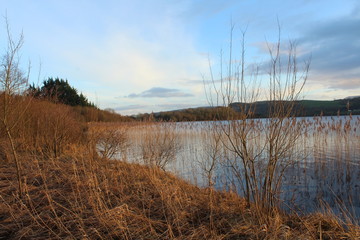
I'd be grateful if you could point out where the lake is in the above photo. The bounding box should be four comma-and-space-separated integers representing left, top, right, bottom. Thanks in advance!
121, 115, 360, 221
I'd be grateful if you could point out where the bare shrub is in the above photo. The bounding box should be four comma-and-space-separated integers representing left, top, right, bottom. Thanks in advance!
89, 124, 129, 159
140, 122, 181, 171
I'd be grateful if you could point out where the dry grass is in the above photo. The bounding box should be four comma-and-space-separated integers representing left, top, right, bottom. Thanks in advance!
0, 106, 359, 239
0, 143, 358, 239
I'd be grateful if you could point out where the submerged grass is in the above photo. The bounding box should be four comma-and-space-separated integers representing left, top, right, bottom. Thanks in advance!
0, 142, 359, 239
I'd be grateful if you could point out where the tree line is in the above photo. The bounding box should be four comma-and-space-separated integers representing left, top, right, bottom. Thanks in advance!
134, 97, 360, 122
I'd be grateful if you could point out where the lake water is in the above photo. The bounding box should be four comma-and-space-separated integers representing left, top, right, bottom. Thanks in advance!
122, 115, 360, 221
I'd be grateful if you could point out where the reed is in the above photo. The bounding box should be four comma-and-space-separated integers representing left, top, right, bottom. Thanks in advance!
1, 137, 359, 239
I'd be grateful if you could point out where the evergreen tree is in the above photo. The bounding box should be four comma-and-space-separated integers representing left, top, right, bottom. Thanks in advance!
30, 77, 95, 107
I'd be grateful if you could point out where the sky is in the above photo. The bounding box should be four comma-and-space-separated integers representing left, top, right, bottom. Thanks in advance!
0, 0, 359, 115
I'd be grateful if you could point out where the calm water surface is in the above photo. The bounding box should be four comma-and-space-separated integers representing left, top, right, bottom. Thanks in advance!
124, 115, 360, 220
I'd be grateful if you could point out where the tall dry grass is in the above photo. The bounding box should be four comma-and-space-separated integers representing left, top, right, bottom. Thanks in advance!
1, 141, 359, 239
0, 98, 85, 158
122, 116, 360, 222
1, 109, 358, 238
0, 96, 359, 239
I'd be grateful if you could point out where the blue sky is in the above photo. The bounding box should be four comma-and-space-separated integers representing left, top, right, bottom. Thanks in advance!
1, 0, 359, 115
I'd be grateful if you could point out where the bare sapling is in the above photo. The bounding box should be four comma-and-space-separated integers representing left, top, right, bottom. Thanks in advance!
0, 17, 30, 198
199, 123, 223, 188
204, 23, 310, 211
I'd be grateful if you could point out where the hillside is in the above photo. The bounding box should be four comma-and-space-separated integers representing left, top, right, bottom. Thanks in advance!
230, 97, 360, 118
298, 98, 360, 116
137, 97, 360, 122
135, 106, 238, 122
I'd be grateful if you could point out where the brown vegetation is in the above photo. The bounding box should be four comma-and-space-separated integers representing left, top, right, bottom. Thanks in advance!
0, 98, 358, 239
1, 139, 359, 239
139, 122, 181, 171
73, 106, 134, 123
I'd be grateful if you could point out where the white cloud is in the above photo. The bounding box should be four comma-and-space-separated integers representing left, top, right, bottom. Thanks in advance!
126, 87, 193, 98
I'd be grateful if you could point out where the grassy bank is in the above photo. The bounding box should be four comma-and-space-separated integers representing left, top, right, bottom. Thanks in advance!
0, 96, 359, 239
0, 143, 359, 239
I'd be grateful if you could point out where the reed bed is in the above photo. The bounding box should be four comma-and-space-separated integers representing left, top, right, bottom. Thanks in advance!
0, 117, 359, 239
1, 143, 359, 239
123, 116, 360, 220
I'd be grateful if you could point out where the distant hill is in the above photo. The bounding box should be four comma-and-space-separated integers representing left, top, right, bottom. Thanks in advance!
135, 96, 360, 122
344, 95, 360, 100
231, 97, 360, 117
135, 106, 236, 122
